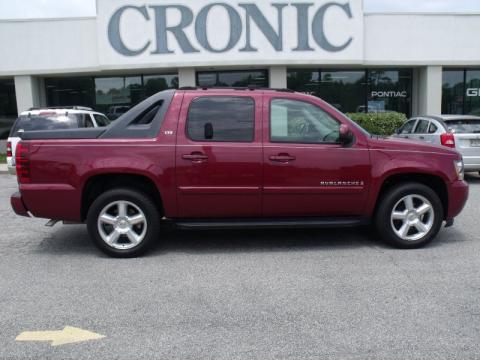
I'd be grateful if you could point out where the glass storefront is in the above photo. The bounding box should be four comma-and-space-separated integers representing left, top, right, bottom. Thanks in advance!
287, 68, 412, 116
45, 73, 178, 119
197, 70, 268, 88
442, 69, 480, 115
0, 78, 18, 138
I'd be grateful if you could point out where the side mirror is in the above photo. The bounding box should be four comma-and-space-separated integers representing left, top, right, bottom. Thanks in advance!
204, 123, 213, 140
339, 124, 354, 146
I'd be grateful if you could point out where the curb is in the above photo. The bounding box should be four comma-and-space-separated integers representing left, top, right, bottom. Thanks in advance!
0, 164, 9, 175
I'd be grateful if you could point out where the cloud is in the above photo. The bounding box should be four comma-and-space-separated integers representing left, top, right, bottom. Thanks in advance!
364, 0, 480, 13
0, 0, 96, 20
0, 0, 479, 20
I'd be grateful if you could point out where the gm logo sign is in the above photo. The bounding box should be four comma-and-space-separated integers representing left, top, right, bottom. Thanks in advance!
467, 88, 480, 97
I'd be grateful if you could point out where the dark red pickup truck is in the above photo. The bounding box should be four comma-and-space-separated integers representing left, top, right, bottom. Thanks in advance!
11, 88, 468, 257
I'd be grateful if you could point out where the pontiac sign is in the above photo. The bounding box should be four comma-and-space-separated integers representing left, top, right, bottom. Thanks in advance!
97, 0, 364, 68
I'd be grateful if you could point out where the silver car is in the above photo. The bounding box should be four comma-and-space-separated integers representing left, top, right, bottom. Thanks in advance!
394, 115, 480, 173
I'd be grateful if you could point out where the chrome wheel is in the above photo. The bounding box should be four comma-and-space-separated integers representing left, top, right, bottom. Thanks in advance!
390, 194, 434, 241
97, 201, 147, 250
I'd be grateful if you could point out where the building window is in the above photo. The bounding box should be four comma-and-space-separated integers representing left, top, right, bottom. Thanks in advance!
442, 69, 480, 116
287, 68, 412, 116
368, 69, 412, 115
0, 78, 18, 138
442, 70, 465, 115
45, 73, 178, 120
465, 70, 480, 116
197, 70, 268, 88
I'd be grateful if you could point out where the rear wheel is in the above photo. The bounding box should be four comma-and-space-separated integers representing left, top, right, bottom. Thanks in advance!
375, 182, 443, 248
87, 188, 160, 257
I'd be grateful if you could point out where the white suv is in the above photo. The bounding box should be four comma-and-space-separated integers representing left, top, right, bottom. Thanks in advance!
7, 107, 110, 174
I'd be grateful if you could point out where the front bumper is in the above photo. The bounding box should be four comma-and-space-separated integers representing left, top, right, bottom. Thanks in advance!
10, 192, 30, 217
447, 180, 469, 220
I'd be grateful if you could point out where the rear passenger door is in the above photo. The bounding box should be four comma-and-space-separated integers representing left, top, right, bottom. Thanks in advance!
411, 118, 432, 143
175, 93, 263, 218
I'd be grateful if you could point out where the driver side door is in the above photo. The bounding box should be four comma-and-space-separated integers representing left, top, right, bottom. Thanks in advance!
262, 96, 371, 217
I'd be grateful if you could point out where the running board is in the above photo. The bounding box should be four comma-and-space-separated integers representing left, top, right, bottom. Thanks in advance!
174, 217, 369, 230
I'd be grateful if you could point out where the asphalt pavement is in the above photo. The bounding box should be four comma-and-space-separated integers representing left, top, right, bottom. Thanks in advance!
0, 174, 479, 359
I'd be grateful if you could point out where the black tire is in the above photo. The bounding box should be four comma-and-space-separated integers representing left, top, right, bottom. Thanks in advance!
87, 188, 160, 257
375, 182, 444, 249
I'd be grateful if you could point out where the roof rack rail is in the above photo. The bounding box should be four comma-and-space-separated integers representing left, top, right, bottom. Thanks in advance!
178, 86, 295, 93
27, 106, 94, 111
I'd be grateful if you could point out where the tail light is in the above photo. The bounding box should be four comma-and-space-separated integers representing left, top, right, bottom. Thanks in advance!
15, 142, 31, 184
440, 133, 455, 148
6, 141, 12, 157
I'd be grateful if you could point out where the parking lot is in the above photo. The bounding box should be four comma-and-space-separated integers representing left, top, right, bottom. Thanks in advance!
0, 173, 479, 359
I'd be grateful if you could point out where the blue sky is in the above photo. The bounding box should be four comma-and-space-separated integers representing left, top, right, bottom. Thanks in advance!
0, 0, 479, 20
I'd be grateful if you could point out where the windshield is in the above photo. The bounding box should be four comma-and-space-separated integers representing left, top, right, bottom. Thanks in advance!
9, 113, 81, 137
445, 119, 480, 134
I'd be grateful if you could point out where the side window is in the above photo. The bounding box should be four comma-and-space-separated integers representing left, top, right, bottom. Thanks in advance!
399, 120, 416, 134
428, 122, 438, 134
187, 96, 254, 142
414, 119, 430, 134
93, 114, 110, 127
84, 114, 95, 128
270, 99, 340, 144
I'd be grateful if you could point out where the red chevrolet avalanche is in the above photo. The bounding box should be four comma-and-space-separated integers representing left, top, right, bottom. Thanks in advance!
11, 88, 469, 257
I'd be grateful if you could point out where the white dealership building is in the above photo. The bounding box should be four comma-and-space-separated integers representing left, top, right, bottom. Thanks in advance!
0, 0, 480, 134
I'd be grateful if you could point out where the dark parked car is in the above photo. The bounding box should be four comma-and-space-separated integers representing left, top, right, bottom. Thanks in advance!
11, 88, 468, 257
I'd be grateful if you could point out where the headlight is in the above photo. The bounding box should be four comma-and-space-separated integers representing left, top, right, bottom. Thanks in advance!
454, 159, 464, 181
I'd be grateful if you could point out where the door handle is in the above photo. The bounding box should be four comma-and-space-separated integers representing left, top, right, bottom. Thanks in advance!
269, 153, 296, 163
419, 136, 425, 140
182, 152, 208, 162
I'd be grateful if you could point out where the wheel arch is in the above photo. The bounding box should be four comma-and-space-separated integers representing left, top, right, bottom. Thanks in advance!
81, 173, 164, 222
373, 173, 448, 220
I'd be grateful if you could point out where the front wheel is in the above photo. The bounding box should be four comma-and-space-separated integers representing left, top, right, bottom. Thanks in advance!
87, 188, 160, 257
375, 182, 444, 248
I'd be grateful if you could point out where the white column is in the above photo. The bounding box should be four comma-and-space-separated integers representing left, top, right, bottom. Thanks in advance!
178, 68, 196, 88
269, 66, 287, 89
417, 66, 442, 116
14, 76, 44, 114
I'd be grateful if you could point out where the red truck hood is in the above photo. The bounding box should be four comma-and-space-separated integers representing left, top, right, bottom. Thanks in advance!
367, 135, 460, 157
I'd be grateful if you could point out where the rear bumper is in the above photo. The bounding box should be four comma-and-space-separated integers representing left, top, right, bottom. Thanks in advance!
447, 180, 469, 220
10, 192, 30, 217
462, 156, 480, 171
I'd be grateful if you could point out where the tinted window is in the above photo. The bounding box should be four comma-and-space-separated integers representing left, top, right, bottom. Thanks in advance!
130, 103, 162, 126
84, 115, 95, 128
414, 120, 429, 134
288, 70, 366, 113
10, 113, 81, 137
197, 70, 268, 88
445, 119, 480, 134
187, 97, 254, 142
442, 70, 464, 114
93, 114, 110, 127
428, 123, 438, 134
465, 70, 480, 116
270, 99, 340, 144
399, 120, 416, 134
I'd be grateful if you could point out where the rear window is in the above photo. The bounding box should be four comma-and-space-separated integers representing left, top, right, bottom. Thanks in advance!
445, 119, 480, 134
10, 113, 81, 137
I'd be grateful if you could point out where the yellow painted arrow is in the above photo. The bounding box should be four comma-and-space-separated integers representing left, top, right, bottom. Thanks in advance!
16, 326, 105, 346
